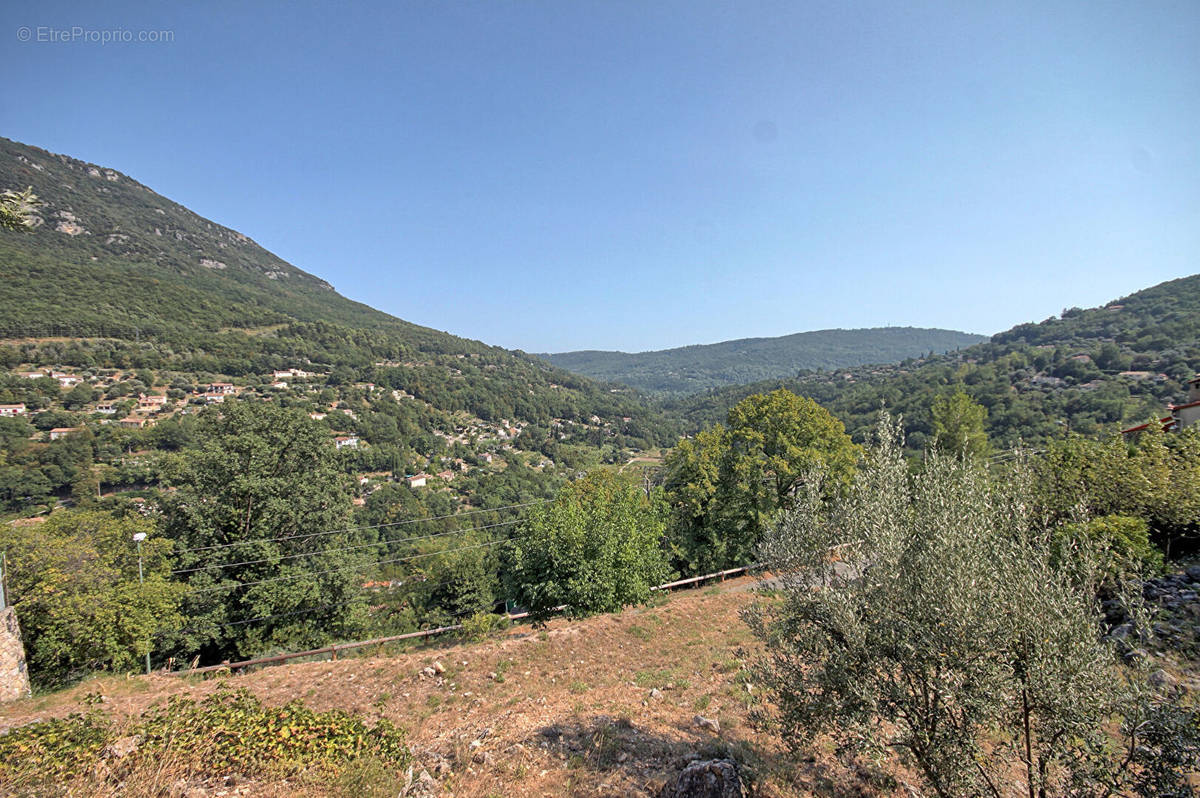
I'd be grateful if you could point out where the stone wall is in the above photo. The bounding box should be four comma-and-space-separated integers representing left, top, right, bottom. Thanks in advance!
0, 606, 31, 703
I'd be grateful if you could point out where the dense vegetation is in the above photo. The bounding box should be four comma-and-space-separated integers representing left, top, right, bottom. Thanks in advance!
661, 389, 860, 575
749, 415, 1199, 796
542, 326, 985, 397
666, 273, 1200, 451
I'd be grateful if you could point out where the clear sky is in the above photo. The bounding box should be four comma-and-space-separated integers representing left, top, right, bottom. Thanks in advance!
3, 1, 1198, 352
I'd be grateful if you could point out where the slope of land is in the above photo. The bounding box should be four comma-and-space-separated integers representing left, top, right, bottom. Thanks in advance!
541, 327, 986, 397
666, 274, 1200, 450
0, 139, 682, 516
0, 582, 902, 797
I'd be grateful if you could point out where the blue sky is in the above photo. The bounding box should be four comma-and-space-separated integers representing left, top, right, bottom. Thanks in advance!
3, 1, 1198, 352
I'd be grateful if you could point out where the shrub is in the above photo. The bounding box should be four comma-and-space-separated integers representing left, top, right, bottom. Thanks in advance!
505, 470, 669, 622
0, 687, 411, 791
1056, 514, 1165, 581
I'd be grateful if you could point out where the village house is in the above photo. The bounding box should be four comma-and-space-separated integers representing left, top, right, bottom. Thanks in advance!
55, 374, 84, 388
17, 371, 43, 379
334, 435, 359, 450
137, 394, 169, 412
1170, 375, 1200, 429
0, 404, 26, 417
95, 402, 117, 414
49, 427, 80, 440
1122, 375, 1200, 435
437, 469, 454, 482
202, 382, 237, 395
118, 416, 149, 429
309, 412, 327, 420
272, 368, 312, 379
406, 473, 428, 488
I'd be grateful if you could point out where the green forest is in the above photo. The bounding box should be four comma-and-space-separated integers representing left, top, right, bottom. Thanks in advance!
542, 326, 986, 397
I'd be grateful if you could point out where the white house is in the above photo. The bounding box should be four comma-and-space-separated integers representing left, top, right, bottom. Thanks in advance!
0, 404, 26, 417
334, 435, 359, 450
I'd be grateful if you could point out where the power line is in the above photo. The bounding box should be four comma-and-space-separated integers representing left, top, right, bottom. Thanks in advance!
186, 538, 512, 596
171, 518, 524, 576
174, 572, 483, 634
174, 499, 546, 556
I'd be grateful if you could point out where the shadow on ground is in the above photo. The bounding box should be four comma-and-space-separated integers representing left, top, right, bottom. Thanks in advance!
528, 714, 893, 797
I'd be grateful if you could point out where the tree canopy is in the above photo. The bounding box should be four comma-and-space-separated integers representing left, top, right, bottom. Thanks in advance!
748, 416, 1197, 796
505, 470, 669, 623
663, 388, 858, 574
160, 401, 370, 662
0, 510, 180, 685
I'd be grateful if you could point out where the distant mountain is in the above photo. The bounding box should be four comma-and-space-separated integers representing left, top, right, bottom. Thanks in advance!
541, 327, 987, 397
664, 274, 1200, 450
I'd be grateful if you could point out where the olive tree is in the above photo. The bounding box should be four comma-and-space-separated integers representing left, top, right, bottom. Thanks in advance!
746, 415, 1198, 797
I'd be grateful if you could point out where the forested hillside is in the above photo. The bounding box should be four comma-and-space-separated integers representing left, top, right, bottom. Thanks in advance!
665, 274, 1200, 451
542, 326, 985, 397
0, 138, 681, 518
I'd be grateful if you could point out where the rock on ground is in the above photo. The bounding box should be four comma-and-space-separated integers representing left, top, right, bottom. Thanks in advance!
658, 758, 744, 798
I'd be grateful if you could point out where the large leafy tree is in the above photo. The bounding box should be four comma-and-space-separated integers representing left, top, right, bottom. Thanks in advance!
663, 388, 858, 574
661, 423, 734, 575
0, 510, 181, 686
161, 401, 370, 663
505, 470, 668, 622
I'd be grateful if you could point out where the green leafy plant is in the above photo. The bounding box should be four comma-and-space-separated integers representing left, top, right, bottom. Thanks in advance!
0, 687, 411, 790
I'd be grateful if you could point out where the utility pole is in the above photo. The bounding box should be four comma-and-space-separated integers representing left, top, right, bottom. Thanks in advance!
133, 533, 150, 675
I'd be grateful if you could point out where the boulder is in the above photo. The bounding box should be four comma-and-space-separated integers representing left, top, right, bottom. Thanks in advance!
403, 766, 440, 797
1149, 668, 1179, 691
102, 735, 142, 759
658, 758, 744, 798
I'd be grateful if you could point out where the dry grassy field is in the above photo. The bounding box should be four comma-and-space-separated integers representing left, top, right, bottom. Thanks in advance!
0, 580, 900, 797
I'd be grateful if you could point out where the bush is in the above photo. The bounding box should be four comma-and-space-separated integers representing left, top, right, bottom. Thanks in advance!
0, 510, 182, 686
505, 470, 669, 622
0, 687, 411, 791
458, 611, 509, 641
1056, 514, 1165, 581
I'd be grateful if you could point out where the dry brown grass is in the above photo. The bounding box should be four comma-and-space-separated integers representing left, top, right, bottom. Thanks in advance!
0, 580, 901, 797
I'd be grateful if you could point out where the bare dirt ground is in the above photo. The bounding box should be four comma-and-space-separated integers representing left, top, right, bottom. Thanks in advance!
0, 579, 898, 797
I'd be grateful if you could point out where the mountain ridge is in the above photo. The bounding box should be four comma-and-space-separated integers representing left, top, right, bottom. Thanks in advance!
541, 326, 987, 397
663, 272, 1200, 450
